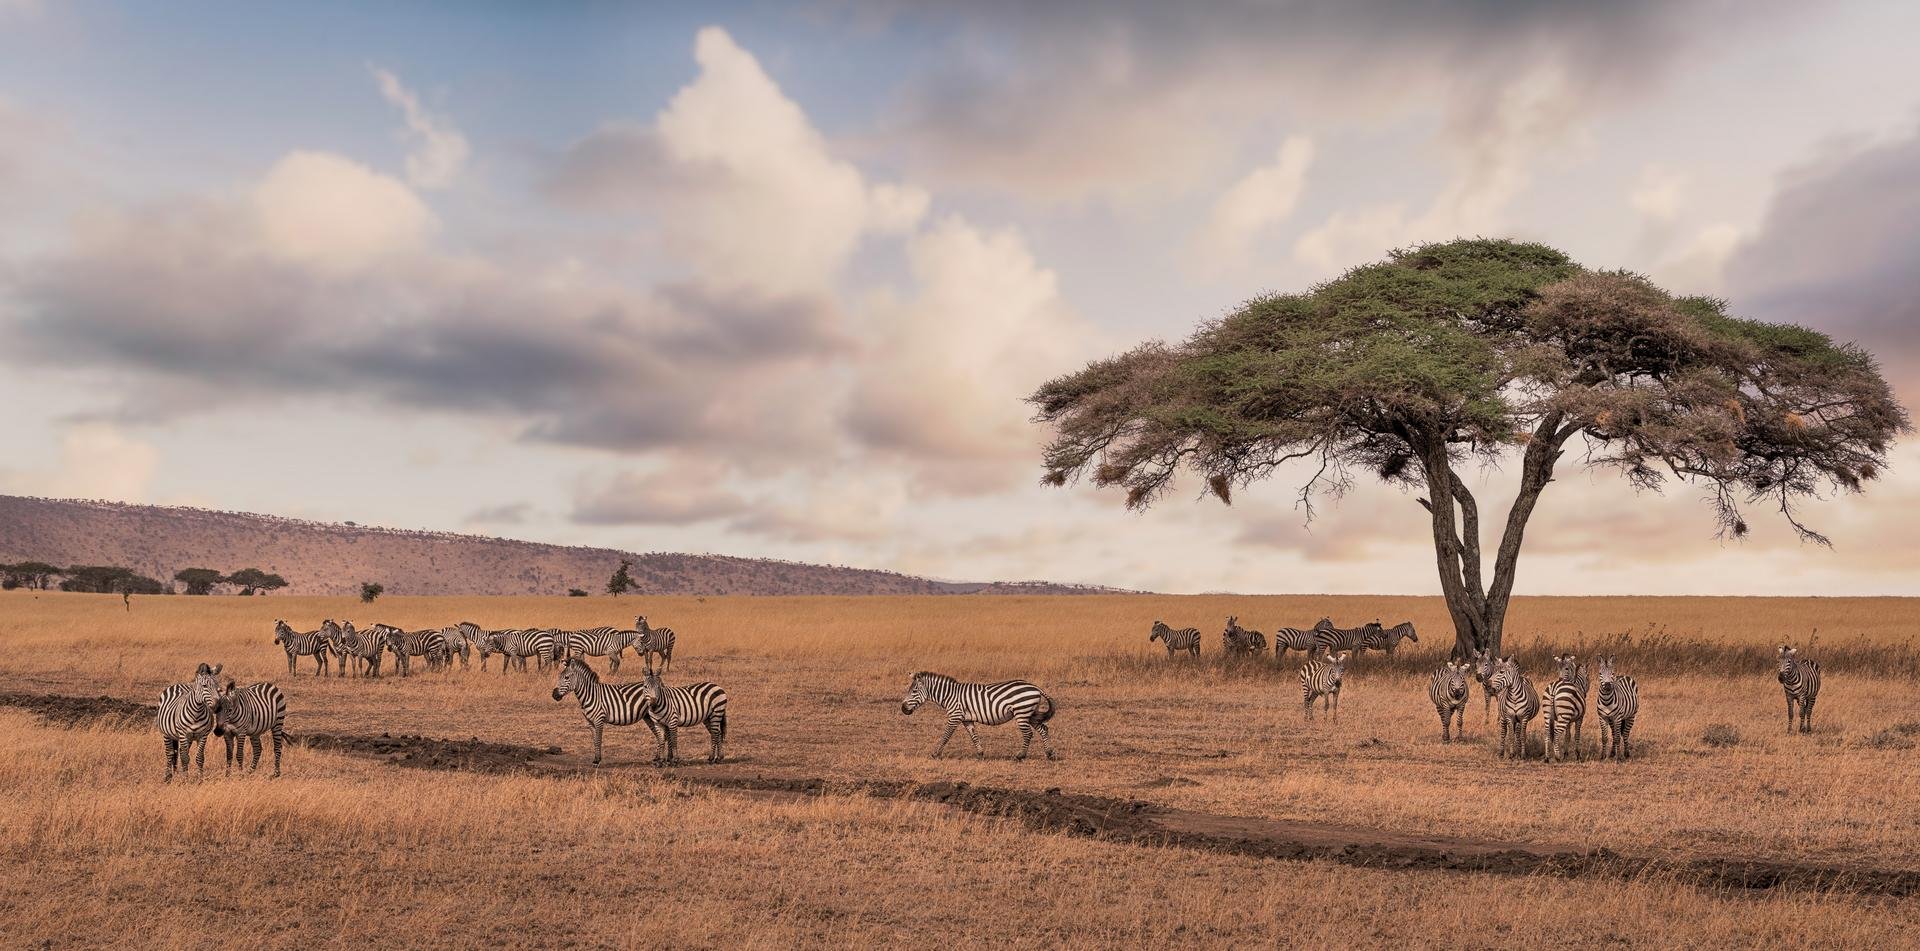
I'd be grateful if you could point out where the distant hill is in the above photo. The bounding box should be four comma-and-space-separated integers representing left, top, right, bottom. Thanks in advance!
0, 496, 1132, 597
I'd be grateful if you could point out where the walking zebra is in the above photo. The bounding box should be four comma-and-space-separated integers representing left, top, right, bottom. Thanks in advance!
1149, 620, 1201, 659
1595, 655, 1639, 760
272, 620, 330, 676
488, 629, 555, 674
900, 671, 1057, 760
1542, 654, 1587, 763
213, 679, 288, 777
1312, 618, 1384, 657
1271, 621, 1325, 661
1492, 657, 1540, 759
1222, 616, 1267, 656
374, 624, 448, 677
558, 626, 642, 673
1429, 660, 1471, 742
1300, 652, 1349, 721
1471, 649, 1499, 723
634, 616, 676, 672
156, 662, 222, 781
1777, 645, 1822, 734
1362, 621, 1419, 656
551, 657, 657, 766
639, 670, 729, 766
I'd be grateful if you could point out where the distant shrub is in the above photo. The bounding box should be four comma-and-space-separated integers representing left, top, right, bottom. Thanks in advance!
360, 581, 385, 604
567, 588, 589, 597
1701, 724, 1741, 748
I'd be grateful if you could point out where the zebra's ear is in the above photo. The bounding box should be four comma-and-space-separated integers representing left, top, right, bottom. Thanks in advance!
212, 663, 222, 675
224, 679, 235, 693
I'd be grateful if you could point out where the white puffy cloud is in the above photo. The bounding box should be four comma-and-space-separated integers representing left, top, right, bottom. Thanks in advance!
251, 151, 436, 272
371, 66, 470, 189
1191, 136, 1315, 272
0, 423, 160, 502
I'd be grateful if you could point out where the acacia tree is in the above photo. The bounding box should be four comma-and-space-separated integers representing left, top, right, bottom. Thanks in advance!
1030, 239, 1907, 659
225, 568, 289, 596
174, 568, 227, 595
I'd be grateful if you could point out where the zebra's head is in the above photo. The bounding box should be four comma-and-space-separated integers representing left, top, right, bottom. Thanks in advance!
1325, 652, 1349, 686
1471, 649, 1493, 682
1392, 622, 1417, 644
190, 663, 223, 712
901, 672, 932, 715
1440, 661, 1469, 701
552, 657, 594, 702
1597, 655, 1617, 691
273, 620, 291, 643
1777, 645, 1799, 680
1488, 657, 1515, 695
1149, 621, 1166, 642
1554, 653, 1580, 683
1313, 617, 1334, 631
635, 615, 650, 632
640, 670, 668, 709
211, 679, 240, 736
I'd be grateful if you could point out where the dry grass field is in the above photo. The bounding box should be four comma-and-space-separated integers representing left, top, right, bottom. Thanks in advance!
4, 590, 1919, 948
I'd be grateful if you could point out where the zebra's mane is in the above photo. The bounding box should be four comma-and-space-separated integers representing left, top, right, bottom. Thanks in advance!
911, 671, 952, 685
567, 656, 601, 683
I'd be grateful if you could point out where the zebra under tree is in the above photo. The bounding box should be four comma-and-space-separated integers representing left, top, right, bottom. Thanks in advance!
156, 662, 223, 781
213, 679, 288, 777
1777, 645, 1822, 734
901, 671, 1057, 761
1149, 621, 1201, 659
1428, 660, 1471, 742
1541, 653, 1587, 763
1492, 657, 1540, 760
638, 670, 729, 766
273, 620, 330, 676
1595, 655, 1639, 760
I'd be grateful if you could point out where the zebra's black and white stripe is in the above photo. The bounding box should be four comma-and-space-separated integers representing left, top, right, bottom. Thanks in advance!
447, 621, 486, 671
1429, 660, 1470, 742
1777, 645, 1821, 734
1222, 616, 1267, 656
1542, 653, 1587, 763
551, 656, 657, 766
558, 626, 642, 673
1595, 655, 1639, 760
1312, 619, 1383, 657
488, 629, 556, 674
1362, 621, 1418, 656
638, 670, 729, 766
213, 679, 288, 777
1271, 621, 1324, 661
156, 662, 223, 781
1300, 651, 1349, 721
901, 671, 1056, 760
634, 616, 676, 673
373, 624, 449, 677
1149, 620, 1201, 659
1492, 657, 1540, 760
1472, 649, 1499, 723
273, 620, 330, 677
335, 621, 386, 677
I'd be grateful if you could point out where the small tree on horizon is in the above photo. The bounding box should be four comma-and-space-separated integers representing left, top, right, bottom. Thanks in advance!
606, 560, 636, 597
1031, 238, 1908, 660
174, 567, 227, 595
225, 568, 288, 596
567, 588, 589, 597
360, 581, 384, 604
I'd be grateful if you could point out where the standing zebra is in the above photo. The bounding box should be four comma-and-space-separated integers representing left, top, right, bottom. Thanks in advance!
374, 624, 448, 677
1428, 660, 1471, 742
337, 621, 386, 677
1222, 616, 1267, 656
1595, 655, 1639, 760
634, 616, 676, 673
1361, 621, 1419, 657
488, 629, 555, 674
156, 662, 222, 781
558, 626, 642, 673
551, 657, 657, 766
437, 624, 473, 670
1312, 619, 1384, 657
1542, 654, 1587, 763
900, 671, 1057, 761
322, 619, 353, 677
1300, 651, 1349, 721
1149, 620, 1201, 659
1271, 621, 1325, 662
639, 670, 729, 766
447, 621, 487, 670
213, 679, 288, 777
272, 620, 330, 676
1471, 649, 1499, 723
1777, 645, 1822, 734
1492, 657, 1540, 760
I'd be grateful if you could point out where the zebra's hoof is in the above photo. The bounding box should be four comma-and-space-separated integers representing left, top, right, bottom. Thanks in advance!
1046, 751, 1058, 761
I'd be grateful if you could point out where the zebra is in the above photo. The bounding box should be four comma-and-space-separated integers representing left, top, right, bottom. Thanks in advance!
551, 656, 657, 766
1429, 660, 1471, 742
321, 619, 355, 677
900, 671, 1057, 760
1471, 649, 1499, 723
437, 623, 474, 670
1300, 651, 1349, 721
1595, 655, 1639, 760
1492, 657, 1540, 760
213, 679, 288, 777
488, 628, 555, 674
272, 620, 330, 676
1312, 618, 1384, 657
558, 626, 642, 673
1777, 645, 1822, 734
1271, 621, 1325, 661
634, 616, 676, 672
156, 662, 222, 781
374, 624, 448, 677
1222, 616, 1267, 656
1542, 653, 1587, 763
1149, 620, 1201, 659
1362, 621, 1419, 656
638, 670, 730, 766
336, 621, 386, 677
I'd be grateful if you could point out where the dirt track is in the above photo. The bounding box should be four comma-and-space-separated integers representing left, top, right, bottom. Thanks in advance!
8, 690, 1917, 897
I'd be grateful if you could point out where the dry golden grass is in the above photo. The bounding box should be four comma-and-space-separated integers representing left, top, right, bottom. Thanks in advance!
3, 590, 1919, 947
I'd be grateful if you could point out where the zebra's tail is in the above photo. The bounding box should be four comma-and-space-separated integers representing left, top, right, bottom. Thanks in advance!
1036, 693, 1056, 723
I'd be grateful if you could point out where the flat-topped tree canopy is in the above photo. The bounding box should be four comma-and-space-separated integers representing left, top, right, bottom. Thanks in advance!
1030, 238, 1909, 658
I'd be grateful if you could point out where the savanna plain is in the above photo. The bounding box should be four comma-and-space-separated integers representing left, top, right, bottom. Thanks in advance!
3, 590, 1918, 949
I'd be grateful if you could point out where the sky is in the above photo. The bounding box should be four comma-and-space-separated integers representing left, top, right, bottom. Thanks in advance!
2, 1, 1919, 595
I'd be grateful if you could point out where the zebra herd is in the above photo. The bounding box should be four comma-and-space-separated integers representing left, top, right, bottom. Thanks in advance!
1151, 618, 1825, 762
271, 616, 677, 678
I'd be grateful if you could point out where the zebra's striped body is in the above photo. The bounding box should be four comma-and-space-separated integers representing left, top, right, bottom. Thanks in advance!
639, 671, 729, 766
1596, 655, 1639, 760
437, 624, 473, 670
1312, 619, 1384, 657
1777, 645, 1821, 734
488, 629, 555, 674
1222, 616, 1267, 656
551, 657, 658, 766
1542, 654, 1587, 763
1149, 620, 1201, 659
156, 662, 223, 781
1472, 649, 1499, 723
1493, 658, 1540, 759
273, 620, 330, 676
1362, 621, 1418, 656
213, 680, 287, 777
901, 671, 1056, 760
447, 622, 486, 671
374, 624, 448, 677
634, 616, 676, 672
1300, 651, 1349, 721
1271, 622, 1324, 661
558, 626, 642, 673
335, 621, 386, 677
1429, 661, 1470, 742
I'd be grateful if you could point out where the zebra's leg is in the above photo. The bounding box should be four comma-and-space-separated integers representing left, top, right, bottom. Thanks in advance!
247, 734, 261, 771
962, 722, 986, 758
1036, 720, 1056, 760
1497, 716, 1508, 759
1303, 693, 1313, 722
663, 723, 679, 767
1784, 694, 1795, 733
592, 723, 604, 766
707, 718, 723, 763
192, 735, 206, 776
163, 736, 178, 782
1439, 711, 1450, 743
932, 720, 959, 758
1802, 696, 1816, 733
1015, 721, 1034, 761
269, 729, 283, 777
287, 650, 296, 676
1622, 718, 1635, 760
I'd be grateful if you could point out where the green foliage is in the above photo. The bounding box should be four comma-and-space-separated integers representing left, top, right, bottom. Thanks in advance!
173, 567, 226, 595
606, 559, 636, 597
1, 561, 62, 590
59, 565, 164, 595
360, 581, 384, 604
224, 568, 288, 596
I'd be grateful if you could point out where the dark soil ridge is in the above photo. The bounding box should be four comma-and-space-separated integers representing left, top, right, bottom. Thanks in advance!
8, 690, 1916, 897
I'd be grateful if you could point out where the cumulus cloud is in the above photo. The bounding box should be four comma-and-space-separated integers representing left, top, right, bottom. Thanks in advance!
252, 151, 436, 271
1191, 136, 1315, 272
0, 422, 160, 502
371, 66, 470, 189
571, 462, 749, 526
